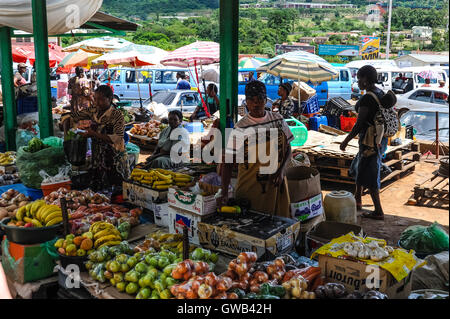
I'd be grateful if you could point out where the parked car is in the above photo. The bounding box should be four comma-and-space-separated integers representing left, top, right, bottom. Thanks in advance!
394, 87, 449, 117
99, 67, 198, 101
239, 66, 351, 107
141, 90, 201, 113
400, 108, 449, 143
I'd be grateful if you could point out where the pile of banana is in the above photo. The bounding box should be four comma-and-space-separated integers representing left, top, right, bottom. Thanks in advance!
9, 200, 62, 228
0, 152, 16, 166
136, 231, 195, 253
130, 168, 193, 190
89, 222, 123, 249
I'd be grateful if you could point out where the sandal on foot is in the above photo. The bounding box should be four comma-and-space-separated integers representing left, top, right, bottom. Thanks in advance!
361, 211, 384, 220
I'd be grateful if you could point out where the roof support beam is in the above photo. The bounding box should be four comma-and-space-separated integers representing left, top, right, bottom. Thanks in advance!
219, 0, 239, 147
0, 27, 18, 151
32, 0, 53, 138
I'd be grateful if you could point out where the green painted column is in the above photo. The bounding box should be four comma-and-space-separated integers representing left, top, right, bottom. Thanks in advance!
32, 0, 53, 138
219, 0, 239, 147
0, 27, 17, 151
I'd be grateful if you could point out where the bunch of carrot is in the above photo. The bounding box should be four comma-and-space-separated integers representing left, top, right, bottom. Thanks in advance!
282, 266, 324, 291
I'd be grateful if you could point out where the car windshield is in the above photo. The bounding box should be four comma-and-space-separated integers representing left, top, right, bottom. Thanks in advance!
400, 111, 449, 140
151, 91, 177, 105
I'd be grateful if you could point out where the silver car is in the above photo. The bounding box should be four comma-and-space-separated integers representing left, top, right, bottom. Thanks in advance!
140, 90, 201, 113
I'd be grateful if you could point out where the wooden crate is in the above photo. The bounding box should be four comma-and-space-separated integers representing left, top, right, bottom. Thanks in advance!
409, 172, 449, 209
304, 143, 421, 188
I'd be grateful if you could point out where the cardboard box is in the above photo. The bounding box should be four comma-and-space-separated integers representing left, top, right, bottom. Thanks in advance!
168, 187, 217, 216
291, 193, 324, 221
123, 180, 168, 210
1, 237, 57, 284
168, 206, 214, 245
153, 202, 170, 228
296, 213, 326, 256
286, 167, 321, 203
318, 254, 413, 299
198, 211, 301, 261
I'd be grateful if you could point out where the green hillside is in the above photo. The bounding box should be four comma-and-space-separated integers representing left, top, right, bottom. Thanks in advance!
101, 0, 219, 18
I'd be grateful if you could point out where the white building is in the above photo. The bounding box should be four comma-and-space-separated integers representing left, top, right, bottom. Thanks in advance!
395, 54, 449, 68
412, 26, 433, 41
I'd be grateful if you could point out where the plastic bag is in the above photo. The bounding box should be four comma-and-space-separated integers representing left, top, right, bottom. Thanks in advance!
39, 166, 71, 184
42, 136, 63, 148
16, 145, 67, 189
400, 222, 449, 254
15, 125, 40, 149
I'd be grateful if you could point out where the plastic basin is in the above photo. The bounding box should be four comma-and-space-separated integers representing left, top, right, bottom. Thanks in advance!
0, 217, 62, 245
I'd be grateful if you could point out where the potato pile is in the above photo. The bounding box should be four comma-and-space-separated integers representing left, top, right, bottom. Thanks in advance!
44, 188, 110, 212
0, 189, 32, 221
129, 120, 163, 138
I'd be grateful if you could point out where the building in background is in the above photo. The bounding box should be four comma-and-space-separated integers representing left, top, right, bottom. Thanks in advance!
412, 26, 433, 41
395, 54, 450, 67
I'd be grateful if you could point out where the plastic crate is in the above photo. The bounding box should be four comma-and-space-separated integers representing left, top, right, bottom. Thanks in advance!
324, 97, 353, 117
326, 114, 341, 130
300, 95, 320, 115
184, 122, 204, 133
340, 115, 357, 132
309, 115, 328, 131
285, 117, 308, 147
17, 97, 38, 115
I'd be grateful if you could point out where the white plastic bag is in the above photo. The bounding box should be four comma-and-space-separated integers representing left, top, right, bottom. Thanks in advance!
147, 102, 169, 120
40, 165, 71, 184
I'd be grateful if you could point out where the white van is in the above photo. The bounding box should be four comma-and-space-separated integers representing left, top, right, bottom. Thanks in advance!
378, 66, 448, 94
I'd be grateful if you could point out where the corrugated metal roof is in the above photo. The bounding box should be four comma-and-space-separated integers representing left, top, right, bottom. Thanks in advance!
399, 54, 450, 63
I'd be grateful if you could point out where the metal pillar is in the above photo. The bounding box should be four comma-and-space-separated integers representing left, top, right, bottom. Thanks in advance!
0, 27, 18, 151
386, 0, 393, 60
219, 0, 239, 147
32, 0, 53, 138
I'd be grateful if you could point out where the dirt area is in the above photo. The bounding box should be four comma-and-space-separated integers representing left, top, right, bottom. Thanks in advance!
136, 146, 448, 246
322, 159, 449, 246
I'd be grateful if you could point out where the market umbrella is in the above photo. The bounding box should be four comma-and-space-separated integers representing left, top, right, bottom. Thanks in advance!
62, 36, 133, 53
238, 57, 268, 69
95, 44, 168, 108
93, 44, 168, 67
256, 50, 338, 83
160, 41, 220, 117
56, 48, 102, 73
417, 70, 440, 79
12, 44, 66, 67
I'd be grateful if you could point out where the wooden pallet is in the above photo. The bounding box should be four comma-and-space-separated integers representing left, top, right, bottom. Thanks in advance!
409, 172, 449, 209
305, 144, 421, 188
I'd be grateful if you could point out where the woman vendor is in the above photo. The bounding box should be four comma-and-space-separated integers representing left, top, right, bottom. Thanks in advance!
272, 82, 295, 119
340, 65, 396, 220
218, 81, 294, 218
191, 83, 220, 121
62, 85, 129, 194
144, 110, 190, 169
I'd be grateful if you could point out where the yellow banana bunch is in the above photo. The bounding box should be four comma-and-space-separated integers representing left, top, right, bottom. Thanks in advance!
14, 201, 63, 227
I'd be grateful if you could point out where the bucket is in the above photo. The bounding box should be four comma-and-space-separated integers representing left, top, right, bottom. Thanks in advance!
323, 191, 357, 224
41, 180, 72, 196
285, 117, 308, 147
0, 218, 62, 245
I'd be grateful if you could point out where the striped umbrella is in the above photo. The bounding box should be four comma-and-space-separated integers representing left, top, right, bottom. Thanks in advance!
239, 57, 268, 69
418, 70, 439, 79
56, 48, 102, 73
93, 44, 167, 67
160, 41, 220, 67
257, 50, 338, 83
